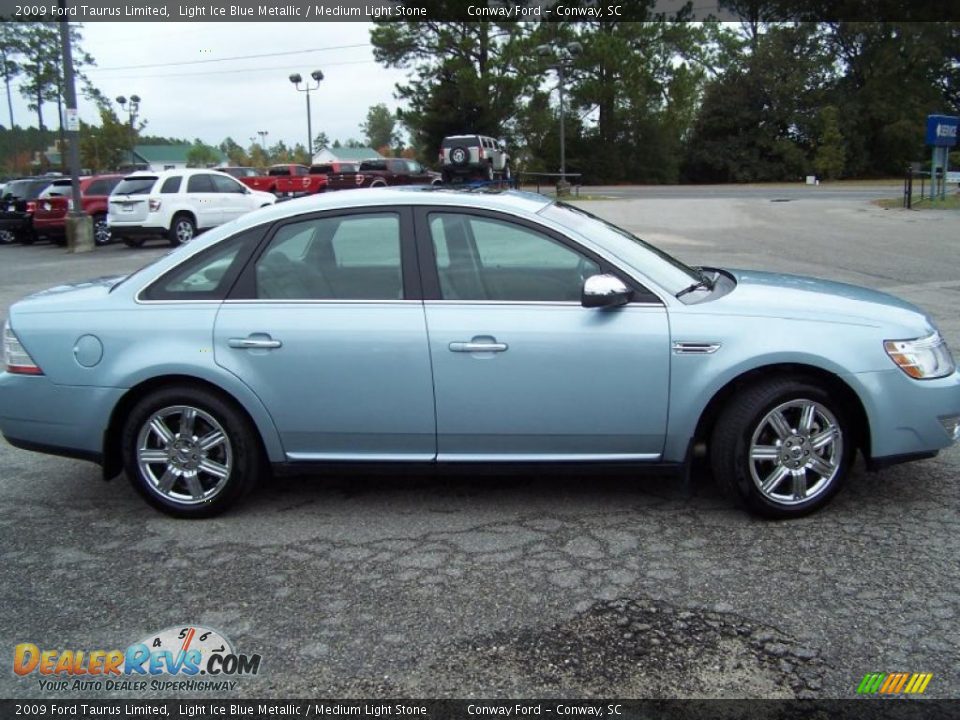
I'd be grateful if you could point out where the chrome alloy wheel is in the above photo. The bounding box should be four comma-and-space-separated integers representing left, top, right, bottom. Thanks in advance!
174, 218, 194, 244
136, 405, 233, 505
748, 399, 842, 506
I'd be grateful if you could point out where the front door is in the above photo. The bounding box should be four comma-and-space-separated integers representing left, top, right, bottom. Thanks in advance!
416, 209, 670, 461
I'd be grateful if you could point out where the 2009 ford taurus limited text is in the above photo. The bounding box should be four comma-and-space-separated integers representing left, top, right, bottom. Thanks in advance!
1, 188, 958, 518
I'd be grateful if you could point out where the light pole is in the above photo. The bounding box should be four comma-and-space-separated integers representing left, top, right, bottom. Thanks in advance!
289, 70, 323, 159
115, 94, 141, 168
536, 41, 582, 188
257, 129, 269, 149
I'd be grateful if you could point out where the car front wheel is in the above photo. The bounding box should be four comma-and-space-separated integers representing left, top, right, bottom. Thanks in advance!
169, 214, 196, 246
122, 386, 262, 517
710, 377, 853, 518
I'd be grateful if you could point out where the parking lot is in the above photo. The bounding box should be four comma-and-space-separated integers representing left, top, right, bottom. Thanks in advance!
1, 184, 958, 699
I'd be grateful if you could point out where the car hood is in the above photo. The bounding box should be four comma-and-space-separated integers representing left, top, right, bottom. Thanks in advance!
713, 268, 933, 333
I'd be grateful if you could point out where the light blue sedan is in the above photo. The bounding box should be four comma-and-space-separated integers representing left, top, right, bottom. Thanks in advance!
1, 189, 958, 518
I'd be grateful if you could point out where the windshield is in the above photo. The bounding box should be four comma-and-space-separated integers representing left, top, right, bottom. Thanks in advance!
113, 177, 156, 195
540, 202, 701, 294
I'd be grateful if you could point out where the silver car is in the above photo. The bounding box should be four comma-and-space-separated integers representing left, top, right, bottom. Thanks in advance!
1, 188, 958, 518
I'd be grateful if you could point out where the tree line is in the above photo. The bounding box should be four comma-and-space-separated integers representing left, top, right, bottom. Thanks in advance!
373, 14, 959, 182
2, 16, 957, 182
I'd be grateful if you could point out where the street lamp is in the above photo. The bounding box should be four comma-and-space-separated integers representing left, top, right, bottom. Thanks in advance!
536, 42, 582, 188
289, 70, 323, 159
115, 94, 141, 168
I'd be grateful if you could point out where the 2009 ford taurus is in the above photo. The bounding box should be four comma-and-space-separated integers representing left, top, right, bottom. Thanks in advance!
1, 188, 958, 518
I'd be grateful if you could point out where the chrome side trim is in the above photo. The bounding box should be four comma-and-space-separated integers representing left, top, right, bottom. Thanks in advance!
286, 452, 435, 462
437, 453, 661, 462
672, 341, 722, 355
424, 300, 664, 308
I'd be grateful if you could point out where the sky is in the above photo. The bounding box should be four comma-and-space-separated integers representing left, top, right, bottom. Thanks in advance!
6, 22, 413, 152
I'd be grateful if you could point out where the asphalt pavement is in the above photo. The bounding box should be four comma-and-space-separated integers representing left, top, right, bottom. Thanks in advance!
1, 184, 958, 700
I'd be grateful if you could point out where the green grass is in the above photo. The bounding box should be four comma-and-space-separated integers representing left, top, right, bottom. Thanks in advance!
875, 194, 960, 210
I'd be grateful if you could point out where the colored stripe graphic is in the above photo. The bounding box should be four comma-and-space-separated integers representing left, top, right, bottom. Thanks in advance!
857, 673, 885, 694
857, 673, 932, 694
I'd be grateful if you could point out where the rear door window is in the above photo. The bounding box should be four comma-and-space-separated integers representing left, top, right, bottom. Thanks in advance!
160, 176, 182, 194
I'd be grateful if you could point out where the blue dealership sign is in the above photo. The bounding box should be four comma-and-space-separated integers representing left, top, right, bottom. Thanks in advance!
926, 115, 959, 147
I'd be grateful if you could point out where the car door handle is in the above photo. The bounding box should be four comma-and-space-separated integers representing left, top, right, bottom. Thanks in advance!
449, 341, 508, 353
228, 336, 282, 349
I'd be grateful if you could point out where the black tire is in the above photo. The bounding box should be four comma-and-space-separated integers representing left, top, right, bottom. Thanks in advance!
121, 385, 263, 518
122, 237, 146, 248
484, 163, 494, 182
18, 230, 36, 245
450, 146, 470, 167
0, 229, 15, 244
168, 213, 196, 246
710, 376, 854, 518
441, 170, 453, 185
502, 162, 512, 181
370, 180, 387, 188
93, 214, 111, 246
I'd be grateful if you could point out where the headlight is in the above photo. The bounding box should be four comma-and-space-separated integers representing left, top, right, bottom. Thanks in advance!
884, 332, 956, 379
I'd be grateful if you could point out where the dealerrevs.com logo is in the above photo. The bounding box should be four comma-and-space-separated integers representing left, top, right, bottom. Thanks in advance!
13, 625, 262, 693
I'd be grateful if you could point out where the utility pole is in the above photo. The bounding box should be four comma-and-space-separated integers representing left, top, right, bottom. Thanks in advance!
58, 3, 93, 253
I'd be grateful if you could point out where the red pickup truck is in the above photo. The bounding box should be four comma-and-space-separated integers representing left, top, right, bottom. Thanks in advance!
326, 158, 441, 191
30, 174, 124, 246
232, 163, 356, 196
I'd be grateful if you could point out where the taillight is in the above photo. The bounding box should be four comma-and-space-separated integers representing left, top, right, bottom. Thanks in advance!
356, 175, 364, 186
478, 147, 485, 159
3, 322, 43, 375
25, 201, 36, 214
148, 198, 161, 212
67, 198, 74, 211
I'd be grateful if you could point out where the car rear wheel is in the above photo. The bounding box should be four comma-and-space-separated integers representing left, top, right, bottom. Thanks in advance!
0, 229, 14, 244
93, 214, 111, 246
122, 386, 262, 518
168, 214, 196, 246
484, 163, 494, 181
710, 377, 853, 518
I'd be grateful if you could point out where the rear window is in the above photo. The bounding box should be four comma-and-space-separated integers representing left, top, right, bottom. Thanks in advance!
339, 163, 358, 173
3, 180, 51, 200
309, 165, 334, 174
85, 177, 122, 196
113, 177, 157, 195
267, 167, 291, 177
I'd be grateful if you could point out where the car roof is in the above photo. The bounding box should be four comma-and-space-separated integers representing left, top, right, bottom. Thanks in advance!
199, 187, 551, 242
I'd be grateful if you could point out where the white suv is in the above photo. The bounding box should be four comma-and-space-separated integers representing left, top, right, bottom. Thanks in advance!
108, 169, 276, 247
439, 134, 510, 183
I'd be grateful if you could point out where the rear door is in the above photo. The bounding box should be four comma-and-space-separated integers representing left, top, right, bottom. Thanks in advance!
185, 173, 223, 228
109, 175, 156, 224
213, 206, 436, 461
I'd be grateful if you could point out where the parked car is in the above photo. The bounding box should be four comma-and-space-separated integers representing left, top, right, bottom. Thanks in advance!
32, 174, 125, 246
1, 188, 958, 518
235, 164, 332, 196
108, 169, 276, 247
0, 178, 55, 244
326, 159, 440, 190
439, 134, 510, 183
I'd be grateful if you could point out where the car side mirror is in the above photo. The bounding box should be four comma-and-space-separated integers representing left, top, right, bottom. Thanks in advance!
581, 273, 632, 308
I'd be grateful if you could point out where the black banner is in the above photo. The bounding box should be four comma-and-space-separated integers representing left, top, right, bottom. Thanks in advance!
0, 0, 956, 23
0, 700, 957, 720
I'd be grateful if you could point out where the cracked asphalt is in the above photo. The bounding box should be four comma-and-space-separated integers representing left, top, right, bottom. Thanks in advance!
1, 184, 958, 699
